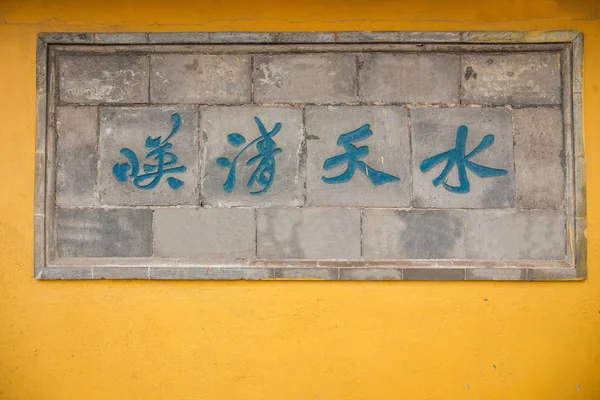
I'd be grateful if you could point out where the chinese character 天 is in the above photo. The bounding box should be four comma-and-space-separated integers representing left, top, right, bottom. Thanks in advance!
419, 125, 508, 194
322, 124, 400, 186
217, 116, 283, 196
112, 113, 187, 190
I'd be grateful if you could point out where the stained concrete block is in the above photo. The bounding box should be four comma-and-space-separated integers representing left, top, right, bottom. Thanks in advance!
403, 268, 465, 281
465, 210, 566, 260
56, 208, 153, 257
58, 54, 149, 104
150, 54, 251, 104
462, 52, 562, 105
253, 54, 356, 104
200, 106, 304, 207
56, 106, 98, 206
153, 208, 255, 260
99, 107, 199, 206
362, 209, 467, 259
339, 268, 403, 280
257, 208, 361, 260
514, 108, 565, 210
412, 107, 514, 208
273, 268, 339, 279
306, 106, 410, 207
359, 53, 460, 104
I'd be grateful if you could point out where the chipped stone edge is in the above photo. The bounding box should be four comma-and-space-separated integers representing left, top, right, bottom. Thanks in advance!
35, 31, 585, 282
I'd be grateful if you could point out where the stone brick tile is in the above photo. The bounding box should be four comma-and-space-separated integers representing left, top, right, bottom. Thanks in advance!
466, 268, 527, 280
514, 108, 565, 210
339, 268, 402, 280
56, 208, 153, 257
253, 54, 356, 104
257, 208, 361, 260
461, 52, 562, 105
149, 267, 272, 280
306, 106, 410, 207
273, 268, 338, 279
359, 53, 460, 104
403, 268, 465, 281
58, 54, 149, 104
412, 107, 514, 209
153, 208, 255, 260
362, 209, 467, 259
465, 210, 566, 260
99, 107, 199, 206
200, 106, 304, 207
55, 106, 98, 206
150, 54, 251, 104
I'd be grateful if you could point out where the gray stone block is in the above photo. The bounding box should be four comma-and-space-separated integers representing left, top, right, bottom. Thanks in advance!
528, 267, 578, 281
153, 208, 255, 260
37, 267, 94, 280
148, 32, 210, 43
56, 208, 153, 257
403, 268, 465, 281
200, 106, 304, 207
412, 107, 514, 208
93, 267, 149, 279
98, 107, 199, 206
339, 268, 402, 280
209, 32, 275, 43
465, 210, 566, 260
58, 54, 149, 104
150, 54, 251, 104
93, 33, 148, 44
305, 106, 410, 207
466, 268, 527, 280
257, 208, 361, 260
253, 54, 356, 104
274, 268, 338, 279
462, 53, 562, 105
149, 267, 272, 280
56, 106, 98, 206
362, 209, 467, 259
514, 108, 564, 210
358, 54, 460, 104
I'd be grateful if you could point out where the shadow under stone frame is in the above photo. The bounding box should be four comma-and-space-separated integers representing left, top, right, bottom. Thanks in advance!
34, 31, 586, 281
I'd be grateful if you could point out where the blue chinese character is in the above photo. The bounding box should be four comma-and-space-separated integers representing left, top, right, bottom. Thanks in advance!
419, 125, 508, 194
322, 124, 400, 186
217, 116, 282, 196
112, 113, 187, 190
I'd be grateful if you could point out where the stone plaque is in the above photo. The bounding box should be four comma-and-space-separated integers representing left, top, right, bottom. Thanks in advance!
35, 31, 586, 281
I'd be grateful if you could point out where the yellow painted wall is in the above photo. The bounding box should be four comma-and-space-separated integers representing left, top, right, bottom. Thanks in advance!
1, 0, 599, 398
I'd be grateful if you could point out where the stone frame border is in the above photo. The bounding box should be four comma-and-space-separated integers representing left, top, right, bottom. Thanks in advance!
34, 31, 586, 281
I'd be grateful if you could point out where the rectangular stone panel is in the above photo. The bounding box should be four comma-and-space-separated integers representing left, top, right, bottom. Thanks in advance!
257, 208, 361, 259
56, 208, 152, 257
153, 208, 255, 260
306, 106, 411, 207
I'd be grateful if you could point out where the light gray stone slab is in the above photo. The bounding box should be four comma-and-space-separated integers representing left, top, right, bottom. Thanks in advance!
257, 208, 361, 260
148, 32, 210, 43
93, 33, 148, 44
208, 32, 275, 43
56, 208, 153, 257
273, 268, 338, 279
339, 268, 402, 280
274, 32, 336, 43
150, 54, 251, 104
42, 33, 94, 43
403, 268, 465, 281
528, 267, 579, 281
306, 106, 410, 207
466, 268, 527, 281
335, 31, 462, 43
465, 210, 566, 260
93, 267, 149, 279
56, 106, 98, 206
58, 54, 149, 104
200, 106, 304, 207
37, 267, 94, 280
462, 52, 562, 105
98, 107, 199, 206
514, 107, 565, 210
253, 54, 356, 104
412, 107, 514, 208
149, 267, 272, 280
362, 209, 467, 259
358, 53, 460, 104
153, 208, 255, 260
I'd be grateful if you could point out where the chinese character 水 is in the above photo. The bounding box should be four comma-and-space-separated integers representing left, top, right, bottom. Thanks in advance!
112, 113, 187, 190
419, 125, 508, 194
322, 124, 400, 186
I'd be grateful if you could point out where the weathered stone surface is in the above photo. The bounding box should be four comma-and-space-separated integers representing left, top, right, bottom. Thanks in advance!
466, 268, 527, 281
148, 32, 210, 43
465, 210, 566, 260
56, 106, 98, 206
93, 33, 148, 44
150, 267, 272, 280
274, 268, 338, 279
257, 208, 361, 259
150, 54, 251, 104
403, 268, 465, 281
58, 54, 149, 104
412, 107, 514, 208
56, 208, 152, 257
200, 106, 304, 207
306, 106, 410, 207
153, 208, 255, 260
362, 210, 466, 259
514, 108, 564, 210
253, 54, 356, 104
359, 53, 460, 104
98, 107, 199, 206
462, 52, 562, 105
339, 268, 403, 280
93, 267, 149, 279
